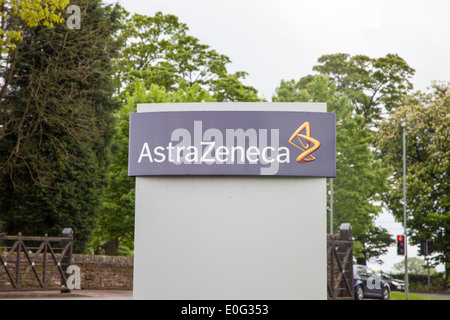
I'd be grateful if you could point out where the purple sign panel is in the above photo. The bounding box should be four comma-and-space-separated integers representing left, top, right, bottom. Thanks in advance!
128, 111, 336, 177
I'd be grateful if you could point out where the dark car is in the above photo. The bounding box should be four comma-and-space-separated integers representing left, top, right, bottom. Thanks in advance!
379, 271, 405, 292
353, 265, 390, 300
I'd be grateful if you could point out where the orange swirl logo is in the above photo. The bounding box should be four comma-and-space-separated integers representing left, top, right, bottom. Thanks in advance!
288, 122, 320, 163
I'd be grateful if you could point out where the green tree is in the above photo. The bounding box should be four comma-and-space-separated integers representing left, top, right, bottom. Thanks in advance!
0, 0, 68, 54
357, 226, 395, 265
95, 11, 260, 254
393, 257, 437, 275
300, 53, 415, 126
377, 81, 450, 288
271, 79, 309, 102
273, 76, 392, 263
114, 11, 259, 102
0, 0, 123, 252
91, 80, 215, 255
275, 53, 416, 265
0, 0, 69, 110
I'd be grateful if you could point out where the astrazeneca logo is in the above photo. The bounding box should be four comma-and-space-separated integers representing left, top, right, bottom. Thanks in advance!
137, 120, 321, 175
288, 122, 321, 163
137, 121, 288, 175
129, 110, 336, 177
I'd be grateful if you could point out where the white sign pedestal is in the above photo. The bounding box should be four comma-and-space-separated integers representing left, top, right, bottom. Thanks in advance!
132, 103, 328, 300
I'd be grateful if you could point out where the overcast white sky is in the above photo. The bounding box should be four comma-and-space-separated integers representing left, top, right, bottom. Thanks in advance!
109, 0, 450, 101
109, 0, 448, 272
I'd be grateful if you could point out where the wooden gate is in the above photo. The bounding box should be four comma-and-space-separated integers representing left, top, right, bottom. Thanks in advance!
0, 228, 73, 291
327, 223, 354, 300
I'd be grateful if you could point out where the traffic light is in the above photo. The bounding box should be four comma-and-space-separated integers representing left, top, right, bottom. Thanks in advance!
419, 239, 434, 256
397, 235, 405, 255
419, 239, 426, 256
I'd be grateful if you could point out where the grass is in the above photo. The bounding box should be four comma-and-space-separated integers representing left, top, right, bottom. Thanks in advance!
390, 291, 449, 300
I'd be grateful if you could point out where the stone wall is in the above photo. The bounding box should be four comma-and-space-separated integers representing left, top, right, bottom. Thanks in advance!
0, 253, 133, 290
72, 254, 133, 290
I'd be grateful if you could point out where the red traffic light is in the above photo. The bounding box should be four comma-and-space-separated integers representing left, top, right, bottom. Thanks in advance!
397, 235, 405, 255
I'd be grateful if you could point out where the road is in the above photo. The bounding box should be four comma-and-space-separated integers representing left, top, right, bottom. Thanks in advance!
0, 289, 133, 300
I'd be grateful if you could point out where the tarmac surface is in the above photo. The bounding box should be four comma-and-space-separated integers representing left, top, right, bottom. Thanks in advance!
0, 289, 133, 300
0, 289, 448, 300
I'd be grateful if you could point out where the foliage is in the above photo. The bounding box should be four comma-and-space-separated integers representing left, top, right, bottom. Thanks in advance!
377, 81, 450, 287
114, 11, 259, 102
273, 53, 417, 265
0, 0, 123, 252
0, 0, 69, 118
95, 11, 261, 254
356, 226, 395, 265
299, 53, 415, 126
392, 257, 438, 275
273, 76, 392, 262
271, 79, 309, 103
91, 80, 215, 254
0, 0, 68, 54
